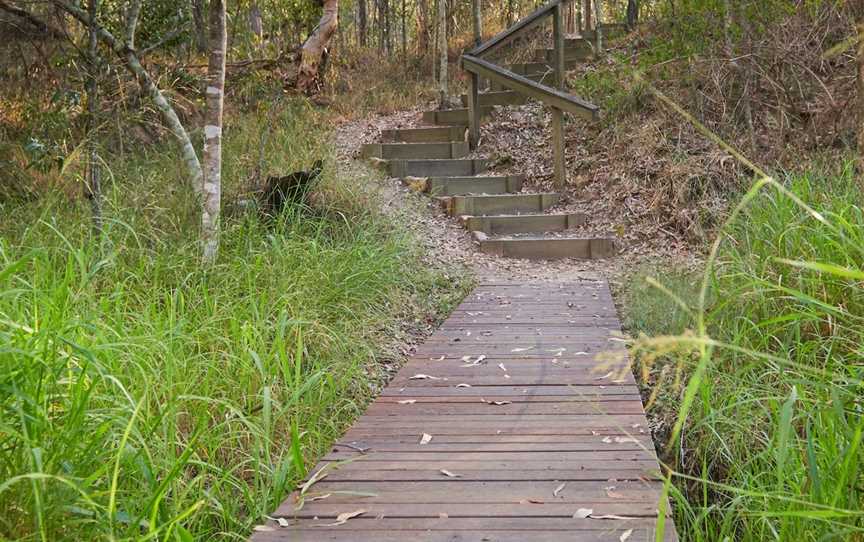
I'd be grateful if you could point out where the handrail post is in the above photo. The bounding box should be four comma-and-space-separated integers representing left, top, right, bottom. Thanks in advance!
467, 71, 481, 150
552, 1, 567, 188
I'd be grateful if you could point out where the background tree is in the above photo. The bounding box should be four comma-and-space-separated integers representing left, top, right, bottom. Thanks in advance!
202, 0, 227, 263
298, 0, 339, 93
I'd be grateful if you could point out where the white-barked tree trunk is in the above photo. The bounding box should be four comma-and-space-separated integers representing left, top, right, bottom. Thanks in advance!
202, 0, 227, 263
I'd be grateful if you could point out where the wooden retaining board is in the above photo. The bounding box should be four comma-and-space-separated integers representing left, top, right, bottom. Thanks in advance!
251, 281, 677, 541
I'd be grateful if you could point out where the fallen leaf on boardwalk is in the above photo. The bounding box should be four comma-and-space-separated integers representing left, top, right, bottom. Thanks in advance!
315, 509, 366, 527
419, 433, 433, 445
498, 363, 507, 371
594, 372, 614, 380
410, 374, 440, 380
484, 399, 511, 405
520, 499, 545, 504
608, 337, 627, 343
455, 383, 471, 388
614, 436, 639, 443
430, 355, 445, 361
299, 467, 330, 495
461, 354, 487, 366
440, 469, 462, 478
438, 512, 449, 519
265, 516, 291, 527
553, 482, 566, 497
574, 351, 589, 356
511, 346, 533, 352
590, 514, 638, 520
503, 374, 511, 379
466, 311, 483, 316
620, 529, 633, 541
606, 488, 625, 499
547, 348, 566, 353
612, 379, 627, 384
602, 436, 613, 443
253, 525, 274, 532
306, 493, 331, 502
397, 400, 417, 404
574, 508, 593, 518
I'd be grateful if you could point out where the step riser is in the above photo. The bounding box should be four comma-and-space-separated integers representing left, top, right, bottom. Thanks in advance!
491, 72, 557, 92
381, 126, 465, 143
479, 238, 616, 260
425, 176, 524, 196
535, 48, 594, 63
362, 142, 469, 160
459, 92, 527, 107
448, 194, 559, 216
389, 160, 488, 178
422, 108, 492, 126
464, 213, 587, 235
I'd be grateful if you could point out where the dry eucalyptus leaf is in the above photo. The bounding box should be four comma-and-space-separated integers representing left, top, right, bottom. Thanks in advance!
606, 489, 625, 499
553, 482, 566, 497
253, 525, 275, 532
410, 374, 440, 380
602, 436, 613, 443
439, 469, 462, 478
485, 400, 511, 405
620, 529, 633, 541
455, 383, 472, 388
307, 493, 331, 503
316, 509, 367, 527
595, 371, 614, 380
498, 363, 507, 372
430, 355, 445, 361
574, 508, 593, 518
397, 400, 417, 404
511, 346, 533, 352
590, 514, 638, 520
419, 433, 433, 445
614, 436, 639, 444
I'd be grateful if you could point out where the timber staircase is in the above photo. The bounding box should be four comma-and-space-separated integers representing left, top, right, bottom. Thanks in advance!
362, 5, 613, 261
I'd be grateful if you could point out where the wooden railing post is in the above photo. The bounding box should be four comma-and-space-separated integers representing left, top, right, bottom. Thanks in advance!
467, 71, 481, 150
552, 1, 566, 188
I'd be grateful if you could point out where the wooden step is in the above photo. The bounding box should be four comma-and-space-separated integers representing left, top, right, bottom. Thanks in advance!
507, 61, 579, 76
447, 193, 559, 216
362, 142, 469, 160
462, 213, 587, 235
474, 234, 616, 260
459, 91, 527, 107
381, 126, 466, 143
422, 107, 493, 126
387, 159, 488, 178
417, 175, 524, 196
490, 71, 557, 92
535, 47, 594, 63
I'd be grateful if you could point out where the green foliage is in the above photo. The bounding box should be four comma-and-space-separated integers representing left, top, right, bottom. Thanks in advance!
0, 103, 467, 540
626, 166, 864, 540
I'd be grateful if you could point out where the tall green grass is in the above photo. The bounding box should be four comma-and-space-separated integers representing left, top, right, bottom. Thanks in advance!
626, 166, 864, 540
0, 100, 467, 540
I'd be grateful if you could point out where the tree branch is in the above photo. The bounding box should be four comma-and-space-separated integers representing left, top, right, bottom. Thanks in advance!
50, 0, 203, 195
0, 0, 64, 38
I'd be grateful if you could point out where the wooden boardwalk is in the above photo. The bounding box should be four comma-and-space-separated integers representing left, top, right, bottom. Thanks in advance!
252, 281, 677, 541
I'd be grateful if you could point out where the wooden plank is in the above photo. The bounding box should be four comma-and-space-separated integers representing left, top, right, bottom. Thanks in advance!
252, 282, 676, 540
467, 72, 481, 149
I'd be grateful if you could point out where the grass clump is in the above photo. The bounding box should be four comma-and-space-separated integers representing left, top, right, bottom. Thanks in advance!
0, 101, 467, 541
625, 166, 864, 540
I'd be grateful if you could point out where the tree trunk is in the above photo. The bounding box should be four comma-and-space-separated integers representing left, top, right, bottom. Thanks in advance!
417, 0, 429, 54
249, 3, 263, 43
384, 0, 391, 55
85, 0, 102, 233
358, 0, 367, 46
594, 0, 603, 52
52, 0, 204, 195
471, 0, 482, 47
297, 0, 339, 94
583, 0, 591, 31
191, 0, 208, 53
858, 10, 864, 186
436, 0, 447, 107
202, 0, 226, 263
401, 0, 406, 56
626, 0, 638, 29
506, 0, 514, 27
